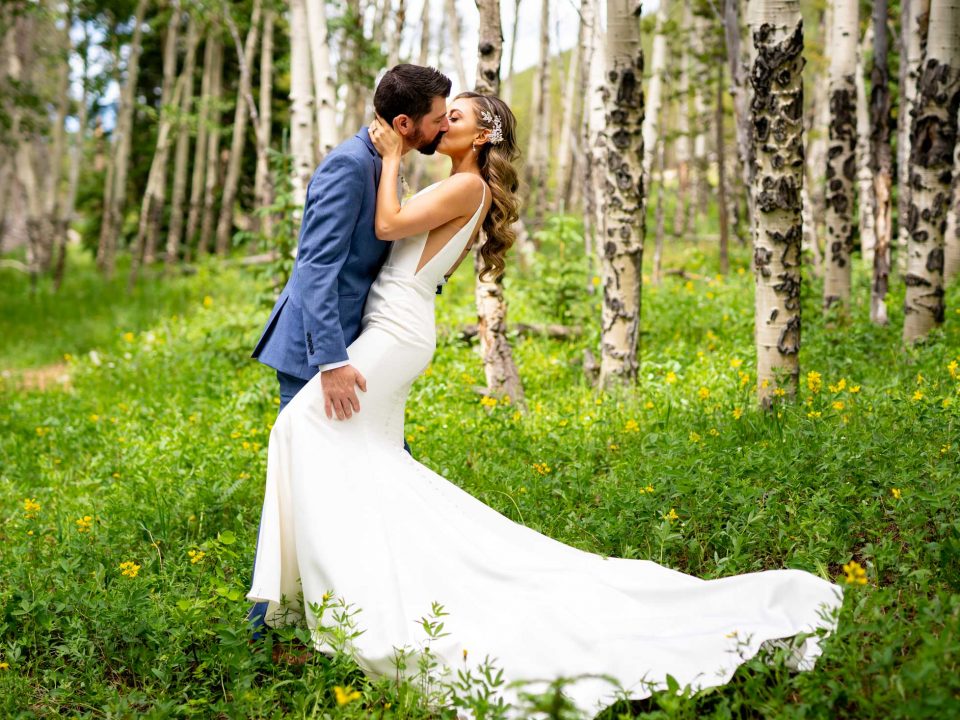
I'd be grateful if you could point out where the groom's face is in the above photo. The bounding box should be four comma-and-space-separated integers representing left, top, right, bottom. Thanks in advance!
406, 96, 450, 155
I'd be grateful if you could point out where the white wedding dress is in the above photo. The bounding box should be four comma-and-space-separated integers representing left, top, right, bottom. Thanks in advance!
247, 181, 844, 717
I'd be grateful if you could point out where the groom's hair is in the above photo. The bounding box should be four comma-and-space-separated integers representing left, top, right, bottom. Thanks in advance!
374, 64, 452, 125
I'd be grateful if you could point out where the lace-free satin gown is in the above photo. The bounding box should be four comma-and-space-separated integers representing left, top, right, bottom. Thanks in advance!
247, 181, 844, 716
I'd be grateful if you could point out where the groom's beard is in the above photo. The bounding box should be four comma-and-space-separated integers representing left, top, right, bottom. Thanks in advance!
415, 130, 445, 156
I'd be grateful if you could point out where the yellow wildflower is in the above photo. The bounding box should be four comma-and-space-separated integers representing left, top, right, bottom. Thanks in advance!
941, 443, 951, 455
698, 387, 711, 400
684, 280, 694, 291
664, 508, 679, 522
849, 385, 861, 393
949, 360, 959, 380
532, 462, 552, 476
761, 379, 770, 389
334, 686, 361, 706
689, 431, 702, 443
89, 414, 100, 422
23, 497, 41, 517
558, 419, 568, 427
591, 275, 601, 287
807, 411, 822, 419
480, 396, 497, 409
842, 560, 867, 585
806, 371, 822, 394
123, 332, 135, 342
912, 390, 924, 401
708, 428, 719, 437
75, 515, 93, 533
730, 358, 743, 369
739, 371, 751, 388
608, 443, 619, 451
732, 407, 743, 420
118, 561, 141, 578
916, 372, 924, 385
644, 401, 655, 410
625, 419, 640, 432
944, 398, 954, 409
832, 401, 845, 411
203, 295, 214, 308
828, 378, 847, 393
645, 484, 654, 493
463, 648, 469, 661
891, 488, 902, 499
187, 550, 206, 564
665, 371, 678, 385
773, 387, 786, 398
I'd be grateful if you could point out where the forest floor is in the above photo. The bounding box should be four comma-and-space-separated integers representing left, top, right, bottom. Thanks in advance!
1, 225, 959, 718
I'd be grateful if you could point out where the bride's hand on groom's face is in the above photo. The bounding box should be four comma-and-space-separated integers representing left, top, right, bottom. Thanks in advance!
370, 114, 403, 158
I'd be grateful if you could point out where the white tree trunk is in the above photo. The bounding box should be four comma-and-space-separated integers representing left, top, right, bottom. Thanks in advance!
387, 0, 406, 67
215, 0, 262, 256
136, 1, 181, 268
945, 102, 960, 284
822, 0, 858, 309
903, 0, 960, 342
306, 0, 339, 158
446, 0, 467, 90
641, 0, 668, 191
503, 0, 522, 106
897, 0, 931, 274
723, 0, 754, 240
598, 0, 645, 389
96, 0, 149, 277
525, 0, 551, 226
473, 0, 524, 404
674, 10, 691, 236
869, 0, 895, 325
184, 29, 214, 260
584, 0, 605, 258
253, 7, 275, 240
803, 5, 830, 273
554, 27, 581, 213
290, 0, 317, 214
748, 0, 804, 406
198, 33, 223, 256
167, 14, 200, 268
855, 21, 877, 267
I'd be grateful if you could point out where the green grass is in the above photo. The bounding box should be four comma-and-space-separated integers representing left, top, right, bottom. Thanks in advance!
1, 226, 959, 718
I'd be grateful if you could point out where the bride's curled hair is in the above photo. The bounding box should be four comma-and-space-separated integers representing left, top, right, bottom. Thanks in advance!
456, 92, 520, 282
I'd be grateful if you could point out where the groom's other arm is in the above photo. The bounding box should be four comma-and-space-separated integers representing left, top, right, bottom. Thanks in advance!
296, 151, 368, 420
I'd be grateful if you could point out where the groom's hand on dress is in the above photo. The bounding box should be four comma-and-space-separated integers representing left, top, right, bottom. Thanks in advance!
321, 365, 367, 420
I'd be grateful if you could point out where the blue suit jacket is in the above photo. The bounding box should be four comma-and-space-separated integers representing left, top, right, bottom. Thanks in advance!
252, 128, 388, 381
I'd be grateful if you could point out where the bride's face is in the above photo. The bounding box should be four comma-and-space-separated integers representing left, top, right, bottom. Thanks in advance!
436, 99, 486, 157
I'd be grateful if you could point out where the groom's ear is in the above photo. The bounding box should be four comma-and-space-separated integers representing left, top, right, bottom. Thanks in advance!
392, 114, 414, 137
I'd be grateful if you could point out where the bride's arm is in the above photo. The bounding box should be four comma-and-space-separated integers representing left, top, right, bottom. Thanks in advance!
370, 117, 484, 241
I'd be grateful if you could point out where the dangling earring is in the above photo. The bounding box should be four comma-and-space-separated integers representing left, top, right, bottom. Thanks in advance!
472, 142, 478, 153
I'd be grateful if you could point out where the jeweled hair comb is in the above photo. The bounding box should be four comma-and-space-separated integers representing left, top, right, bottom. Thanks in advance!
479, 109, 504, 145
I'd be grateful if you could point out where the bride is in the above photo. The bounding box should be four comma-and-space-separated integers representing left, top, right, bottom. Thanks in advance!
246, 92, 844, 716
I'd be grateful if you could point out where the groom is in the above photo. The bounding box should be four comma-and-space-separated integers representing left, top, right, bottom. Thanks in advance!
246, 64, 452, 641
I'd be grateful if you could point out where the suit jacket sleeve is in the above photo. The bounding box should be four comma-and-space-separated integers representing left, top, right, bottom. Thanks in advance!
296, 152, 366, 367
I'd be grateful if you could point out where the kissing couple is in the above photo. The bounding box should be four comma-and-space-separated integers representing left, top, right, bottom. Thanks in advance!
244, 64, 844, 716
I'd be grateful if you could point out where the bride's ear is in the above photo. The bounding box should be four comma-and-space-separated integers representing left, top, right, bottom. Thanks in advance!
474, 130, 491, 148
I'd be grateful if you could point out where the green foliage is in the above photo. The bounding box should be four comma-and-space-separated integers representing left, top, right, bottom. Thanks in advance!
2, 224, 960, 717
526, 215, 594, 326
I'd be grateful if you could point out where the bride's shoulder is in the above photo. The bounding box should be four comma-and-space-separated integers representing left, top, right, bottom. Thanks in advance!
437, 173, 488, 203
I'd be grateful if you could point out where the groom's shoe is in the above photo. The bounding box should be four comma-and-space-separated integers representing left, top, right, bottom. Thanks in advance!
247, 601, 271, 643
